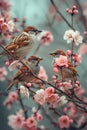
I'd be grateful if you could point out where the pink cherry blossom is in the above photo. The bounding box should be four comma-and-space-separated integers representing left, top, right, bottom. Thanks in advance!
37, 31, 53, 45
64, 102, 78, 119
0, 0, 11, 11
34, 89, 46, 105
8, 114, 25, 130
0, 18, 4, 24
0, 67, 7, 81
53, 66, 59, 73
38, 66, 48, 81
63, 29, 74, 43
23, 117, 37, 130
62, 81, 72, 90
78, 44, 87, 55
66, 50, 72, 56
58, 115, 72, 128
45, 87, 54, 97
3, 92, 18, 108
74, 54, 82, 63
64, 30, 83, 45
1, 22, 9, 31
74, 87, 85, 96
73, 31, 83, 46
7, 20, 15, 32
55, 55, 68, 67
8, 91, 18, 102
36, 113, 43, 121
46, 93, 59, 107
84, 31, 87, 35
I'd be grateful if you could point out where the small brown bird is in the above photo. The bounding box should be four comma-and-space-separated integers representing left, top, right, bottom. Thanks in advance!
50, 50, 78, 81
50, 50, 66, 57
7, 56, 43, 90
0, 26, 42, 58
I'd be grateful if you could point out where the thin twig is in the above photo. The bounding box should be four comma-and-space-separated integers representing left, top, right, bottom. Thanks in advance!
0, 44, 87, 112
50, 0, 75, 30
16, 84, 28, 119
74, 0, 87, 29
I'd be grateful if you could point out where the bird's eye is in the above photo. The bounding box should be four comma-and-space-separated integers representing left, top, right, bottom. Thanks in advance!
29, 31, 34, 34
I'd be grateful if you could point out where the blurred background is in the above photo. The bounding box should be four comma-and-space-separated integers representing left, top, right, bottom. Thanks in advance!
0, 0, 87, 129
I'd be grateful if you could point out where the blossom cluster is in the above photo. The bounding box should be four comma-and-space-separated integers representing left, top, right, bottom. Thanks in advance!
64, 29, 83, 46
8, 109, 43, 130
0, 1, 87, 130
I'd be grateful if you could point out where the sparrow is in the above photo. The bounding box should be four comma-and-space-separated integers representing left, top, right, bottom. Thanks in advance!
50, 50, 78, 81
50, 50, 66, 57
7, 55, 43, 90
0, 26, 42, 58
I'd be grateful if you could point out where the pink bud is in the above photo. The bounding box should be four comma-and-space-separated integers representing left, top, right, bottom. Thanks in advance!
84, 31, 87, 36
66, 8, 69, 12
63, 107, 67, 112
74, 62, 78, 67
73, 9, 78, 14
59, 82, 62, 86
76, 80, 79, 84
53, 79, 57, 83
1, 23, 8, 31
75, 83, 79, 88
11, 50, 14, 53
72, 56, 75, 60
5, 61, 10, 66
68, 9, 73, 14
53, 67, 59, 73
69, 119, 73, 123
69, 80, 72, 83
73, 5, 77, 10
52, 75, 57, 79
0, 18, 4, 24
27, 83, 32, 87
66, 50, 72, 56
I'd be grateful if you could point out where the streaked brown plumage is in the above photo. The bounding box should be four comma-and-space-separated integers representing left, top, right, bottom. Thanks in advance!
58, 62, 78, 81
0, 26, 42, 58
50, 50, 66, 57
50, 50, 78, 81
7, 56, 43, 90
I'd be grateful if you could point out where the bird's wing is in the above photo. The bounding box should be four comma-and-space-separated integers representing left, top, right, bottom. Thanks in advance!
13, 32, 30, 44
6, 42, 18, 51
68, 62, 78, 75
69, 66, 78, 76
6, 32, 32, 50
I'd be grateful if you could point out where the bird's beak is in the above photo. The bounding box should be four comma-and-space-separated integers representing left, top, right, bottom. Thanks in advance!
38, 57, 43, 61
49, 53, 55, 56
34, 29, 42, 35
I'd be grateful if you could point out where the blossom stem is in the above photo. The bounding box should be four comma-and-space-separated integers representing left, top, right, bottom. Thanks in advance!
16, 84, 28, 119
50, 0, 75, 30
74, 0, 87, 29
71, 15, 74, 63
0, 44, 87, 112
42, 106, 58, 127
